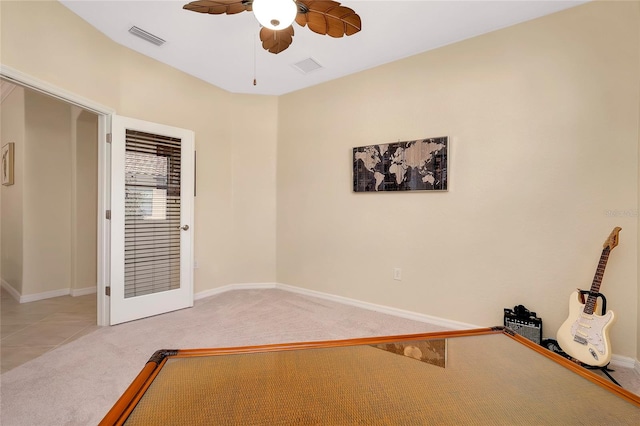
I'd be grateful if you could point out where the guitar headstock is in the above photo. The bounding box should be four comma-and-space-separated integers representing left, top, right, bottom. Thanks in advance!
603, 226, 622, 250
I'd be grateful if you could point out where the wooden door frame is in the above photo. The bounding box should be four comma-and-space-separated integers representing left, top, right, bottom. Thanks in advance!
1, 64, 113, 326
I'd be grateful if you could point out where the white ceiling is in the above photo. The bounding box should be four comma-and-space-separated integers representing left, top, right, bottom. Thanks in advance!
59, 0, 587, 96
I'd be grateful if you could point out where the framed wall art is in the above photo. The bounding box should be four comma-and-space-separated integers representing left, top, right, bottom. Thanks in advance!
2, 142, 14, 186
353, 136, 448, 192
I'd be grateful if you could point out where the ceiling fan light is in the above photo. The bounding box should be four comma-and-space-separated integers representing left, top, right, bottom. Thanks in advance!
253, 0, 297, 31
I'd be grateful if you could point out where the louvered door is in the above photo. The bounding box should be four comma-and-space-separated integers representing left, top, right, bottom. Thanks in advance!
110, 116, 194, 325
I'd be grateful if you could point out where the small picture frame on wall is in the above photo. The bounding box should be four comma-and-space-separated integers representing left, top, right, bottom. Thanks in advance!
2, 142, 15, 186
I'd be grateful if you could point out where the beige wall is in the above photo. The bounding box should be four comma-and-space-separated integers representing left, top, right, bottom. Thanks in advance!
23, 90, 72, 295
0, 85, 25, 294
0, 1, 278, 292
73, 110, 98, 291
0, 1, 120, 110
278, 1, 640, 358
1, 89, 99, 297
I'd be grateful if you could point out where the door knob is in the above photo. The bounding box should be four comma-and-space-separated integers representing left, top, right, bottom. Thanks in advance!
178, 225, 189, 231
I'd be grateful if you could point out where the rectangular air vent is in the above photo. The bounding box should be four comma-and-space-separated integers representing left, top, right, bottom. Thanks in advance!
292, 58, 323, 74
128, 26, 166, 46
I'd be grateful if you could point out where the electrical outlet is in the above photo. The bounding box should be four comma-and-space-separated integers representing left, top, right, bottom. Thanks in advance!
393, 268, 402, 281
194, 259, 199, 269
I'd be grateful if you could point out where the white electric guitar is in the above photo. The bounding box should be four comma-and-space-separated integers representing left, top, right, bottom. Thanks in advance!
556, 227, 620, 367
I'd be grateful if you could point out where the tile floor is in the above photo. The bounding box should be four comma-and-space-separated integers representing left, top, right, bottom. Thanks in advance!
1, 288, 98, 373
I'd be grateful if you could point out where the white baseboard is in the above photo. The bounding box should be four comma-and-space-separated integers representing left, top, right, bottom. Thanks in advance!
20, 288, 71, 303
195, 282, 277, 300
275, 283, 482, 331
610, 354, 640, 371
1, 279, 21, 302
71, 286, 97, 297
2, 280, 97, 302
195, 282, 480, 331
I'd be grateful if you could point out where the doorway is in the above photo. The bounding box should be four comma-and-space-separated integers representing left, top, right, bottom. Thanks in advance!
0, 80, 103, 372
0, 65, 112, 326
1, 82, 99, 298
1, 65, 195, 328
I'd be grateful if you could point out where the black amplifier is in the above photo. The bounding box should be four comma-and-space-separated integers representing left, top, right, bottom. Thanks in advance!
503, 305, 542, 344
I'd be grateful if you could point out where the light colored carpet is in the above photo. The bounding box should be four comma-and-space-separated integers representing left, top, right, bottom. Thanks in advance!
0, 289, 447, 426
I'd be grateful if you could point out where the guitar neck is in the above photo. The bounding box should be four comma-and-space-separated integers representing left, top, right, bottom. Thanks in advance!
584, 247, 610, 315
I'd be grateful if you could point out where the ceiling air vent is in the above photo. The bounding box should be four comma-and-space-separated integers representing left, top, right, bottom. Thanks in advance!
128, 26, 166, 46
292, 58, 323, 74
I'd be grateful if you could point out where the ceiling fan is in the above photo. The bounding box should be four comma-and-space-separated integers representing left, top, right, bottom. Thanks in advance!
183, 0, 362, 54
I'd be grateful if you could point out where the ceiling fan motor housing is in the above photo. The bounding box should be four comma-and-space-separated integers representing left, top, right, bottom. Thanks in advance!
252, 0, 298, 30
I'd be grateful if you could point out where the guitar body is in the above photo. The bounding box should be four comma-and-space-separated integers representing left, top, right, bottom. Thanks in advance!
557, 290, 616, 367
556, 227, 621, 367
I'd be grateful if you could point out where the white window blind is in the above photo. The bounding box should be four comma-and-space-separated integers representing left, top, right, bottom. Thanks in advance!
124, 130, 181, 298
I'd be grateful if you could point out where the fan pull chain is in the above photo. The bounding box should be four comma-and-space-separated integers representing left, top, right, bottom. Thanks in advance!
253, 31, 257, 86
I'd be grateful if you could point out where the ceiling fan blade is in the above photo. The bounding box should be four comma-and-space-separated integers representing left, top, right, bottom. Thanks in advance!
259, 26, 295, 54
183, 0, 252, 15
296, 0, 361, 38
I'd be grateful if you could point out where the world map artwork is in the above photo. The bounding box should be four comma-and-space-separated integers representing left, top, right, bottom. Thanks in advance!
353, 137, 448, 192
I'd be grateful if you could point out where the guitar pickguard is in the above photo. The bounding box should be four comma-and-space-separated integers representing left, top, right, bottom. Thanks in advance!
569, 311, 613, 356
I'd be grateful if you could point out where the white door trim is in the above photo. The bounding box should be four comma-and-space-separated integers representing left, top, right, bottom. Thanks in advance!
0, 64, 114, 326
